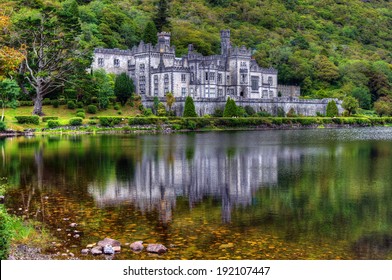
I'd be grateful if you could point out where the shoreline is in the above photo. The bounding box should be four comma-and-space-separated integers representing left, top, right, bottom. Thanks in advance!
2, 116, 392, 137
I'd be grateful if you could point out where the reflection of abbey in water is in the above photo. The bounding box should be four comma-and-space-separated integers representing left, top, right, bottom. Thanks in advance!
88, 141, 278, 223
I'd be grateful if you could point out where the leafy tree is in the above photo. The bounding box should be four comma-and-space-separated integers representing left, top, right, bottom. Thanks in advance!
373, 98, 392, 117
0, 79, 20, 122
114, 73, 134, 106
351, 87, 371, 110
326, 100, 339, 117
143, 22, 158, 45
223, 97, 238, 117
166, 92, 175, 112
183, 96, 197, 117
93, 69, 114, 109
342, 96, 359, 116
15, 1, 85, 115
0, 15, 24, 80
313, 55, 339, 83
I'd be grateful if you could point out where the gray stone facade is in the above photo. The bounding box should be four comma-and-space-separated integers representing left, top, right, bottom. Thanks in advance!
92, 30, 341, 116
92, 30, 278, 98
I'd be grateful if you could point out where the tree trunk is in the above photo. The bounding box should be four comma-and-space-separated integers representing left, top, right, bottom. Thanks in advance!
33, 94, 43, 116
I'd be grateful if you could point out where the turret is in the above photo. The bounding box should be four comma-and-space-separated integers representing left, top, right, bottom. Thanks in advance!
220, 30, 231, 56
158, 32, 171, 52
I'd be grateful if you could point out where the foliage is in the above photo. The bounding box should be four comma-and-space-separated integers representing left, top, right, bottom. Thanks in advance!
373, 98, 392, 117
286, 107, 297, 117
87, 104, 98, 114
47, 120, 60, 128
76, 112, 86, 119
143, 21, 158, 45
183, 96, 197, 117
326, 101, 339, 117
342, 96, 360, 116
69, 117, 83, 126
0, 121, 5, 132
114, 73, 134, 106
93, 69, 114, 109
166, 92, 175, 112
15, 115, 39, 124
157, 102, 167, 116
223, 98, 238, 117
0, 79, 20, 121
244, 105, 256, 117
98, 116, 124, 127
277, 107, 285, 117
352, 87, 371, 110
67, 100, 76, 109
14, 1, 86, 115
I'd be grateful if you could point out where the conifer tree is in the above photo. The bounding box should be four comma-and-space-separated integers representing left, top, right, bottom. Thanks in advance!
154, 0, 170, 32
223, 98, 238, 117
114, 73, 134, 106
183, 96, 197, 117
326, 100, 339, 117
143, 22, 158, 45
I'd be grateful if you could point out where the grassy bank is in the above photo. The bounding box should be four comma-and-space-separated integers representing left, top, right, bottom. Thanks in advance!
0, 181, 54, 260
2, 105, 392, 135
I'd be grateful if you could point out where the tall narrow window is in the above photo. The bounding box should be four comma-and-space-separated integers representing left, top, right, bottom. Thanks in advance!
268, 76, 273, 85
98, 58, 104, 67
251, 76, 259, 91
114, 58, 120, 67
181, 87, 186, 96
181, 74, 186, 82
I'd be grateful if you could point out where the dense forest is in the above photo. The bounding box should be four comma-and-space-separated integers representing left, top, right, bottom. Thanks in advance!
1, 0, 392, 114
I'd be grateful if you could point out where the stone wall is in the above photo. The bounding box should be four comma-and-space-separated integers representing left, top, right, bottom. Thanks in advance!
142, 96, 343, 117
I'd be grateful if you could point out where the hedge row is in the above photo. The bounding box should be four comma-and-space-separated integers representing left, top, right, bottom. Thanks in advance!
98, 116, 127, 127
15, 115, 39, 124
42, 116, 59, 122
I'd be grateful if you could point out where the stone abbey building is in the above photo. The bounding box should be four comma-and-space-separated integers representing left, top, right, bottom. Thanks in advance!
92, 30, 339, 116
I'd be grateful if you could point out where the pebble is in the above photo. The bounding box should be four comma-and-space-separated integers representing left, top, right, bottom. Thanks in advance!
146, 244, 167, 254
91, 246, 103, 255
103, 244, 114, 255
81, 249, 89, 255
70, 223, 77, 227
130, 241, 144, 252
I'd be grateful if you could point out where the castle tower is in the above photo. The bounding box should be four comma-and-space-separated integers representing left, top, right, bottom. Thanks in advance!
158, 32, 171, 52
220, 30, 231, 56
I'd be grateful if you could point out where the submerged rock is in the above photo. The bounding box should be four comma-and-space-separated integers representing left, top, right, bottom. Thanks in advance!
81, 249, 89, 255
146, 244, 167, 254
98, 238, 121, 248
130, 241, 144, 252
91, 246, 103, 255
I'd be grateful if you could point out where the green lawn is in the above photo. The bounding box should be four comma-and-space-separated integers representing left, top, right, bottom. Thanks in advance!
3, 104, 141, 131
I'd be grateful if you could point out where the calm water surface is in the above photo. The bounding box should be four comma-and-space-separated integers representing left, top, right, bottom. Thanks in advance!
2, 127, 392, 259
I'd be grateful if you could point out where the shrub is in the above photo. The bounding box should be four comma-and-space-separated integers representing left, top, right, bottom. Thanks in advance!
117, 111, 122, 115
76, 101, 84, 108
47, 120, 60, 128
257, 110, 271, 117
114, 104, 120, 110
286, 107, 297, 117
52, 100, 59, 108
87, 105, 98, 114
326, 100, 339, 117
15, 115, 39, 124
76, 112, 86, 119
212, 108, 224, 117
143, 108, 153, 116
76, 109, 85, 113
0, 121, 6, 131
67, 100, 76, 109
69, 117, 83, 126
42, 116, 59, 122
42, 98, 52, 105
98, 116, 124, 127
244, 105, 256, 116
277, 107, 285, 117
88, 119, 98, 125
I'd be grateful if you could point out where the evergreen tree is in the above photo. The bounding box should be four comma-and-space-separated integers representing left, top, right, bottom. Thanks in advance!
114, 73, 134, 105
326, 100, 339, 117
166, 92, 175, 112
183, 96, 197, 117
223, 98, 238, 117
154, 0, 170, 32
143, 22, 158, 45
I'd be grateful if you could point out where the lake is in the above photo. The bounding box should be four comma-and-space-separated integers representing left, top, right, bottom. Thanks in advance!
2, 127, 392, 259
